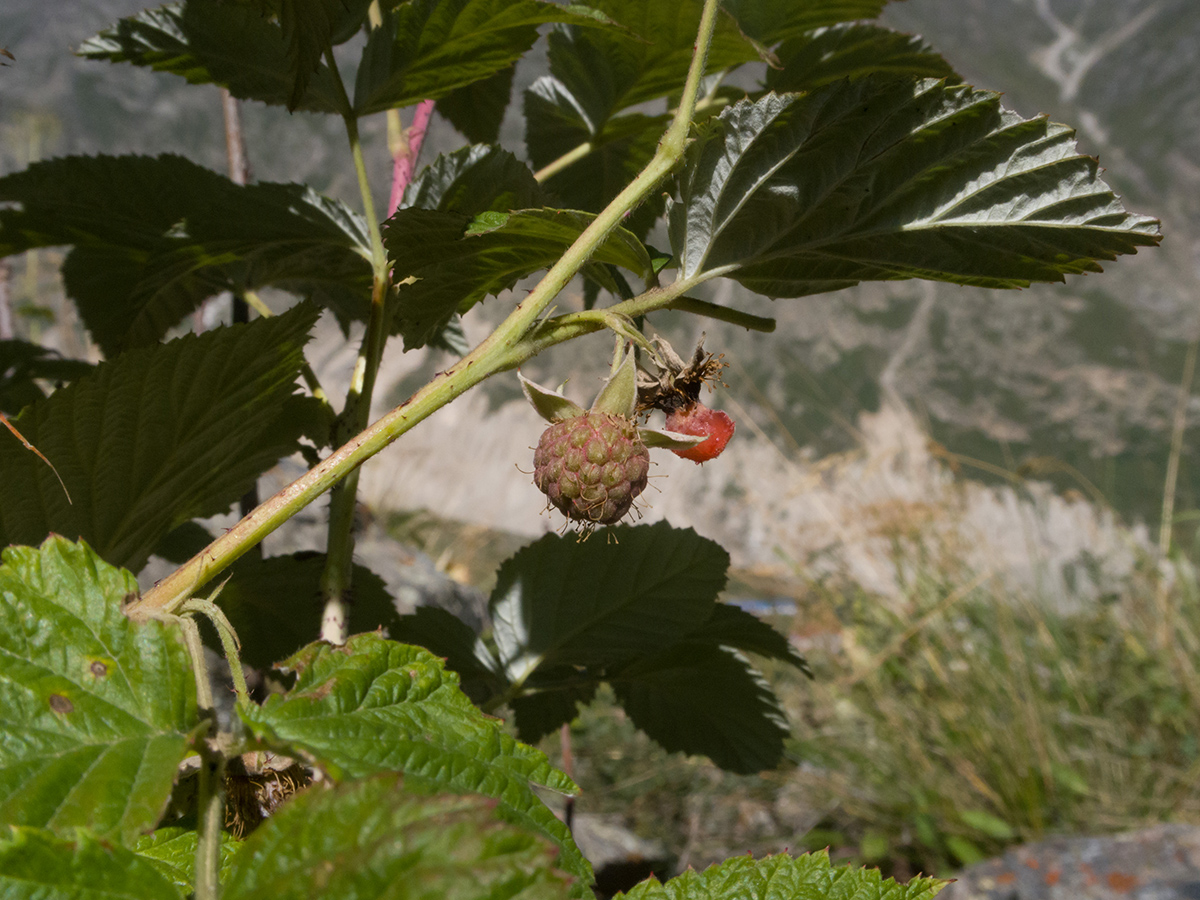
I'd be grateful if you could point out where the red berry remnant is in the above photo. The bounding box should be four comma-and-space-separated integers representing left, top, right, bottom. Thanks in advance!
665, 403, 735, 463
533, 412, 650, 526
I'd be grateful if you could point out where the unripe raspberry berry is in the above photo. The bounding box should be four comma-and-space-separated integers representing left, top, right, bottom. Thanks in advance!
533, 412, 650, 525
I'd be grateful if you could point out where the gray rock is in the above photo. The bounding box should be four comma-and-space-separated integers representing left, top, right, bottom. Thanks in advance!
941, 825, 1200, 900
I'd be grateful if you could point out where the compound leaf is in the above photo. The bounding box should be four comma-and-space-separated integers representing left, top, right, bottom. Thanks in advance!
402, 144, 543, 215
0, 827, 184, 900
669, 82, 1161, 296
0, 538, 196, 843
239, 634, 592, 890
385, 206, 651, 349
0, 154, 370, 355
616, 848, 947, 900
436, 65, 516, 144
223, 775, 575, 900
684, 603, 811, 675
0, 304, 319, 572
612, 644, 788, 774
78, 1, 350, 114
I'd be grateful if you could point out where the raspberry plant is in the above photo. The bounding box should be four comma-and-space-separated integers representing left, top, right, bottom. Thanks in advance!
0, 0, 1159, 897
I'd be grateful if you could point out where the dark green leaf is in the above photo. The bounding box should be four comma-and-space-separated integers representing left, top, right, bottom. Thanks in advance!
402, 144, 543, 215
151, 522, 214, 565
524, 76, 669, 237
0, 538, 196, 843
437, 65, 516, 144
239, 634, 592, 890
489, 522, 729, 677
543, 0, 758, 117
223, 774, 575, 900
722, 0, 893, 45
615, 848, 948, 900
277, 0, 373, 110
765, 23, 959, 93
0, 827, 184, 900
668, 83, 1161, 297
78, 1, 349, 114
385, 206, 652, 349
509, 676, 598, 744
133, 827, 242, 894
354, 0, 609, 117
0, 304, 319, 571
390, 605, 506, 705
0, 340, 92, 415
612, 644, 788, 774
685, 603, 811, 675
209, 552, 401, 670
0, 155, 370, 355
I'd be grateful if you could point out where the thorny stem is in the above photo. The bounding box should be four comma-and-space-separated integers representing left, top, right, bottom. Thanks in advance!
130, 0, 726, 620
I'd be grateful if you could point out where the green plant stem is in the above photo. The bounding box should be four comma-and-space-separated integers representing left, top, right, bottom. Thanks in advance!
193, 743, 225, 900
181, 595, 251, 709
320, 45, 394, 643
534, 141, 594, 182
129, 0, 725, 620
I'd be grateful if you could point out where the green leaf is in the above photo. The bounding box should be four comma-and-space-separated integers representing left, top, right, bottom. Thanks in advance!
524, 77, 669, 237
354, 0, 609, 117
612, 644, 789, 774
403, 145, 544, 215
385, 207, 652, 349
0, 340, 92, 415
208, 552, 402, 670
616, 849, 948, 900
0, 304, 320, 571
489, 522, 729, 679
223, 774, 575, 900
685, 603, 811, 676
390, 606, 506, 705
0, 538, 196, 843
436, 66, 516, 144
0, 827, 184, 900
722, 0, 893, 45
765, 23, 959, 93
239, 634, 592, 890
668, 82, 1161, 296
133, 827, 242, 894
78, 1, 349, 114
0, 154, 370, 355
276, 0, 374, 109
508, 677, 598, 745
957, 809, 1014, 841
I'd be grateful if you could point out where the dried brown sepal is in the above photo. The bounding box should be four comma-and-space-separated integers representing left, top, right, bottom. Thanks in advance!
636, 334, 728, 414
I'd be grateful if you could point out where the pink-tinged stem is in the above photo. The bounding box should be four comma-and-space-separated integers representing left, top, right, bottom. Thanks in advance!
388, 99, 435, 216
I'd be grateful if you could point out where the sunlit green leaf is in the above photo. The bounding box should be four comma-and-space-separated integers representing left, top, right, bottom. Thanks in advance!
615, 848, 948, 899
390, 606, 506, 705
0, 827, 184, 900
133, 827, 243, 894
0, 538, 196, 843
0, 305, 319, 571
239, 634, 592, 891
669, 82, 1161, 296
223, 774, 575, 900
